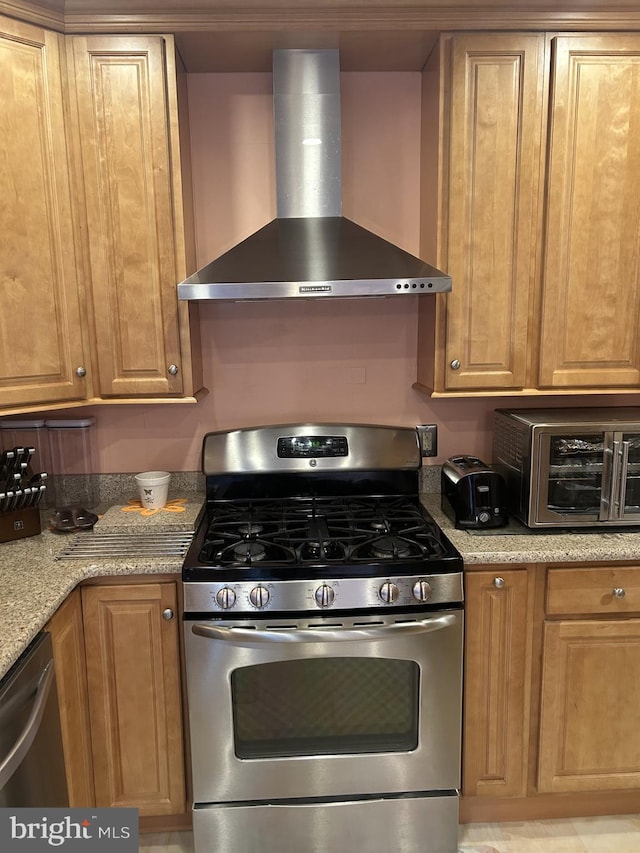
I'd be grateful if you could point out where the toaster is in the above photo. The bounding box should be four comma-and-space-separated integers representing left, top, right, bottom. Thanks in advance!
441, 456, 507, 529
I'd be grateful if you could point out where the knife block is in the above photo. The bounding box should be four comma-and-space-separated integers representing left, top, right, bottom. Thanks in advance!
0, 506, 42, 543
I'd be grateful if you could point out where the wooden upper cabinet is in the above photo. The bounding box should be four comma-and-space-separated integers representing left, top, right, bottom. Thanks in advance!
67, 35, 202, 398
0, 16, 89, 408
539, 35, 640, 389
417, 33, 547, 394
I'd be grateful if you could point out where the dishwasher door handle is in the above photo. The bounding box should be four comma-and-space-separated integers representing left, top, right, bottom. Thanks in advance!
191, 613, 458, 645
0, 661, 55, 791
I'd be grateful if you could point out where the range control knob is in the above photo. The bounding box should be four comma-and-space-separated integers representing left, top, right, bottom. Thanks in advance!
412, 580, 432, 603
478, 511, 491, 524
315, 584, 335, 608
215, 587, 236, 610
379, 581, 399, 604
249, 585, 270, 609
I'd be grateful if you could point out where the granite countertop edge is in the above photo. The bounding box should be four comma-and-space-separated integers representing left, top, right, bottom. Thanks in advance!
3, 491, 640, 682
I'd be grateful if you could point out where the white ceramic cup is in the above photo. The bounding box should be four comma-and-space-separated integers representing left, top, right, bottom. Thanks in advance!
135, 471, 171, 509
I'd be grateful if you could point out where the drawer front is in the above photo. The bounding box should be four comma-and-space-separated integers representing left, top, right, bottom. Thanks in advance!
546, 566, 640, 616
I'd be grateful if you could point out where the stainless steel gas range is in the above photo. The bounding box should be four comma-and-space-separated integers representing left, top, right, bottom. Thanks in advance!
182, 424, 464, 853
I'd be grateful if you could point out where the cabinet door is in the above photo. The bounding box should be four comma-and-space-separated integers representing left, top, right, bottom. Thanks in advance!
463, 569, 531, 797
422, 34, 546, 393
539, 36, 640, 388
46, 588, 95, 808
0, 17, 88, 408
68, 36, 190, 397
82, 582, 186, 816
539, 618, 640, 792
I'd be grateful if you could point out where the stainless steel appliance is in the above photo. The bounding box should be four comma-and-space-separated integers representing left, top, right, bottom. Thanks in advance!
182, 423, 463, 853
441, 456, 507, 529
493, 407, 640, 527
177, 50, 451, 301
0, 632, 68, 807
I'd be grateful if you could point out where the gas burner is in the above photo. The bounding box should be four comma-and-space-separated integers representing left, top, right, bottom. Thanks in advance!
371, 536, 413, 559
348, 533, 431, 563
299, 540, 346, 561
233, 541, 266, 561
199, 533, 298, 567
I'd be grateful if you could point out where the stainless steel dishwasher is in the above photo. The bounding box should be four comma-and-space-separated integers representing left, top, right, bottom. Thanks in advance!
0, 632, 68, 807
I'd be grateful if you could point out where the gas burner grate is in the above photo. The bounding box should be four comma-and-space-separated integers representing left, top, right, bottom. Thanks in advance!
194, 495, 448, 569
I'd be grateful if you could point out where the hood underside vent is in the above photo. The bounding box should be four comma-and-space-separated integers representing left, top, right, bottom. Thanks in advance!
178, 48, 451, 301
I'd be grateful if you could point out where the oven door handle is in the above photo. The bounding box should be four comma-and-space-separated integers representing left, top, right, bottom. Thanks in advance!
190, 614, 458, 645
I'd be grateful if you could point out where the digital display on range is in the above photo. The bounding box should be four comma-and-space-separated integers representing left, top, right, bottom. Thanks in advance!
277, 436, 349, 458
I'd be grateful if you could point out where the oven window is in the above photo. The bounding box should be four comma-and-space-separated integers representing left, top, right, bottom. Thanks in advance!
547, 433, 605, 512
231, 657, 419, 759
622, 433, 640, 514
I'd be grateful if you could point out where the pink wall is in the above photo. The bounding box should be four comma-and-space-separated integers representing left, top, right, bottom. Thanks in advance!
53, 72, 640, 473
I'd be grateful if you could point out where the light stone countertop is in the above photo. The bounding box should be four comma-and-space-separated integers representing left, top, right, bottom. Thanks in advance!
3, 490, 640, 682
421, 494, 640, 566
0, 495, 204, 681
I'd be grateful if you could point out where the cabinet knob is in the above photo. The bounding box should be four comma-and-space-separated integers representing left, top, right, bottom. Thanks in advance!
162, 608, 175, 620
450, 359, 461, 370
612, 587, 626, 599
167, 364, 179, 376
493, 577, 506, 589
76, 366, 87, 378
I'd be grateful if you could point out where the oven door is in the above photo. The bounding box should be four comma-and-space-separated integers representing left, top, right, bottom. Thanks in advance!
183, 609, 463, 803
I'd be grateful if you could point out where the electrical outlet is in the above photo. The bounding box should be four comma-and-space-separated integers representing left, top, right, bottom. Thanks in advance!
416, 424, 438, 458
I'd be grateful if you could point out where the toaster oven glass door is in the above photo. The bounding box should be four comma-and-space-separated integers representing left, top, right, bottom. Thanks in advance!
618, 433, 640, 521
536, 430, 640, 525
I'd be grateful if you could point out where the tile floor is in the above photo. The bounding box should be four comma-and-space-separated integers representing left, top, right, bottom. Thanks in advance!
139, 814, 640, 852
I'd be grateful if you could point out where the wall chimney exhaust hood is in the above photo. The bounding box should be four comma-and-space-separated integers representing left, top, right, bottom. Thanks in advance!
177, 49, 451, 301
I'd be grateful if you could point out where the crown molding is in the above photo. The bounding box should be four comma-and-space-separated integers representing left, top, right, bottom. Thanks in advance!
4, 1, 640, 34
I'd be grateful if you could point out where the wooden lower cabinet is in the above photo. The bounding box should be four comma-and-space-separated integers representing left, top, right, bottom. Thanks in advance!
47, 579, 188, 825
462, 562, 640, 822
538, 618, 640, 793
81, 581, 186, 817
538, 565, 640, 793
46, 588, 96, 807
462, 567, 532, 799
